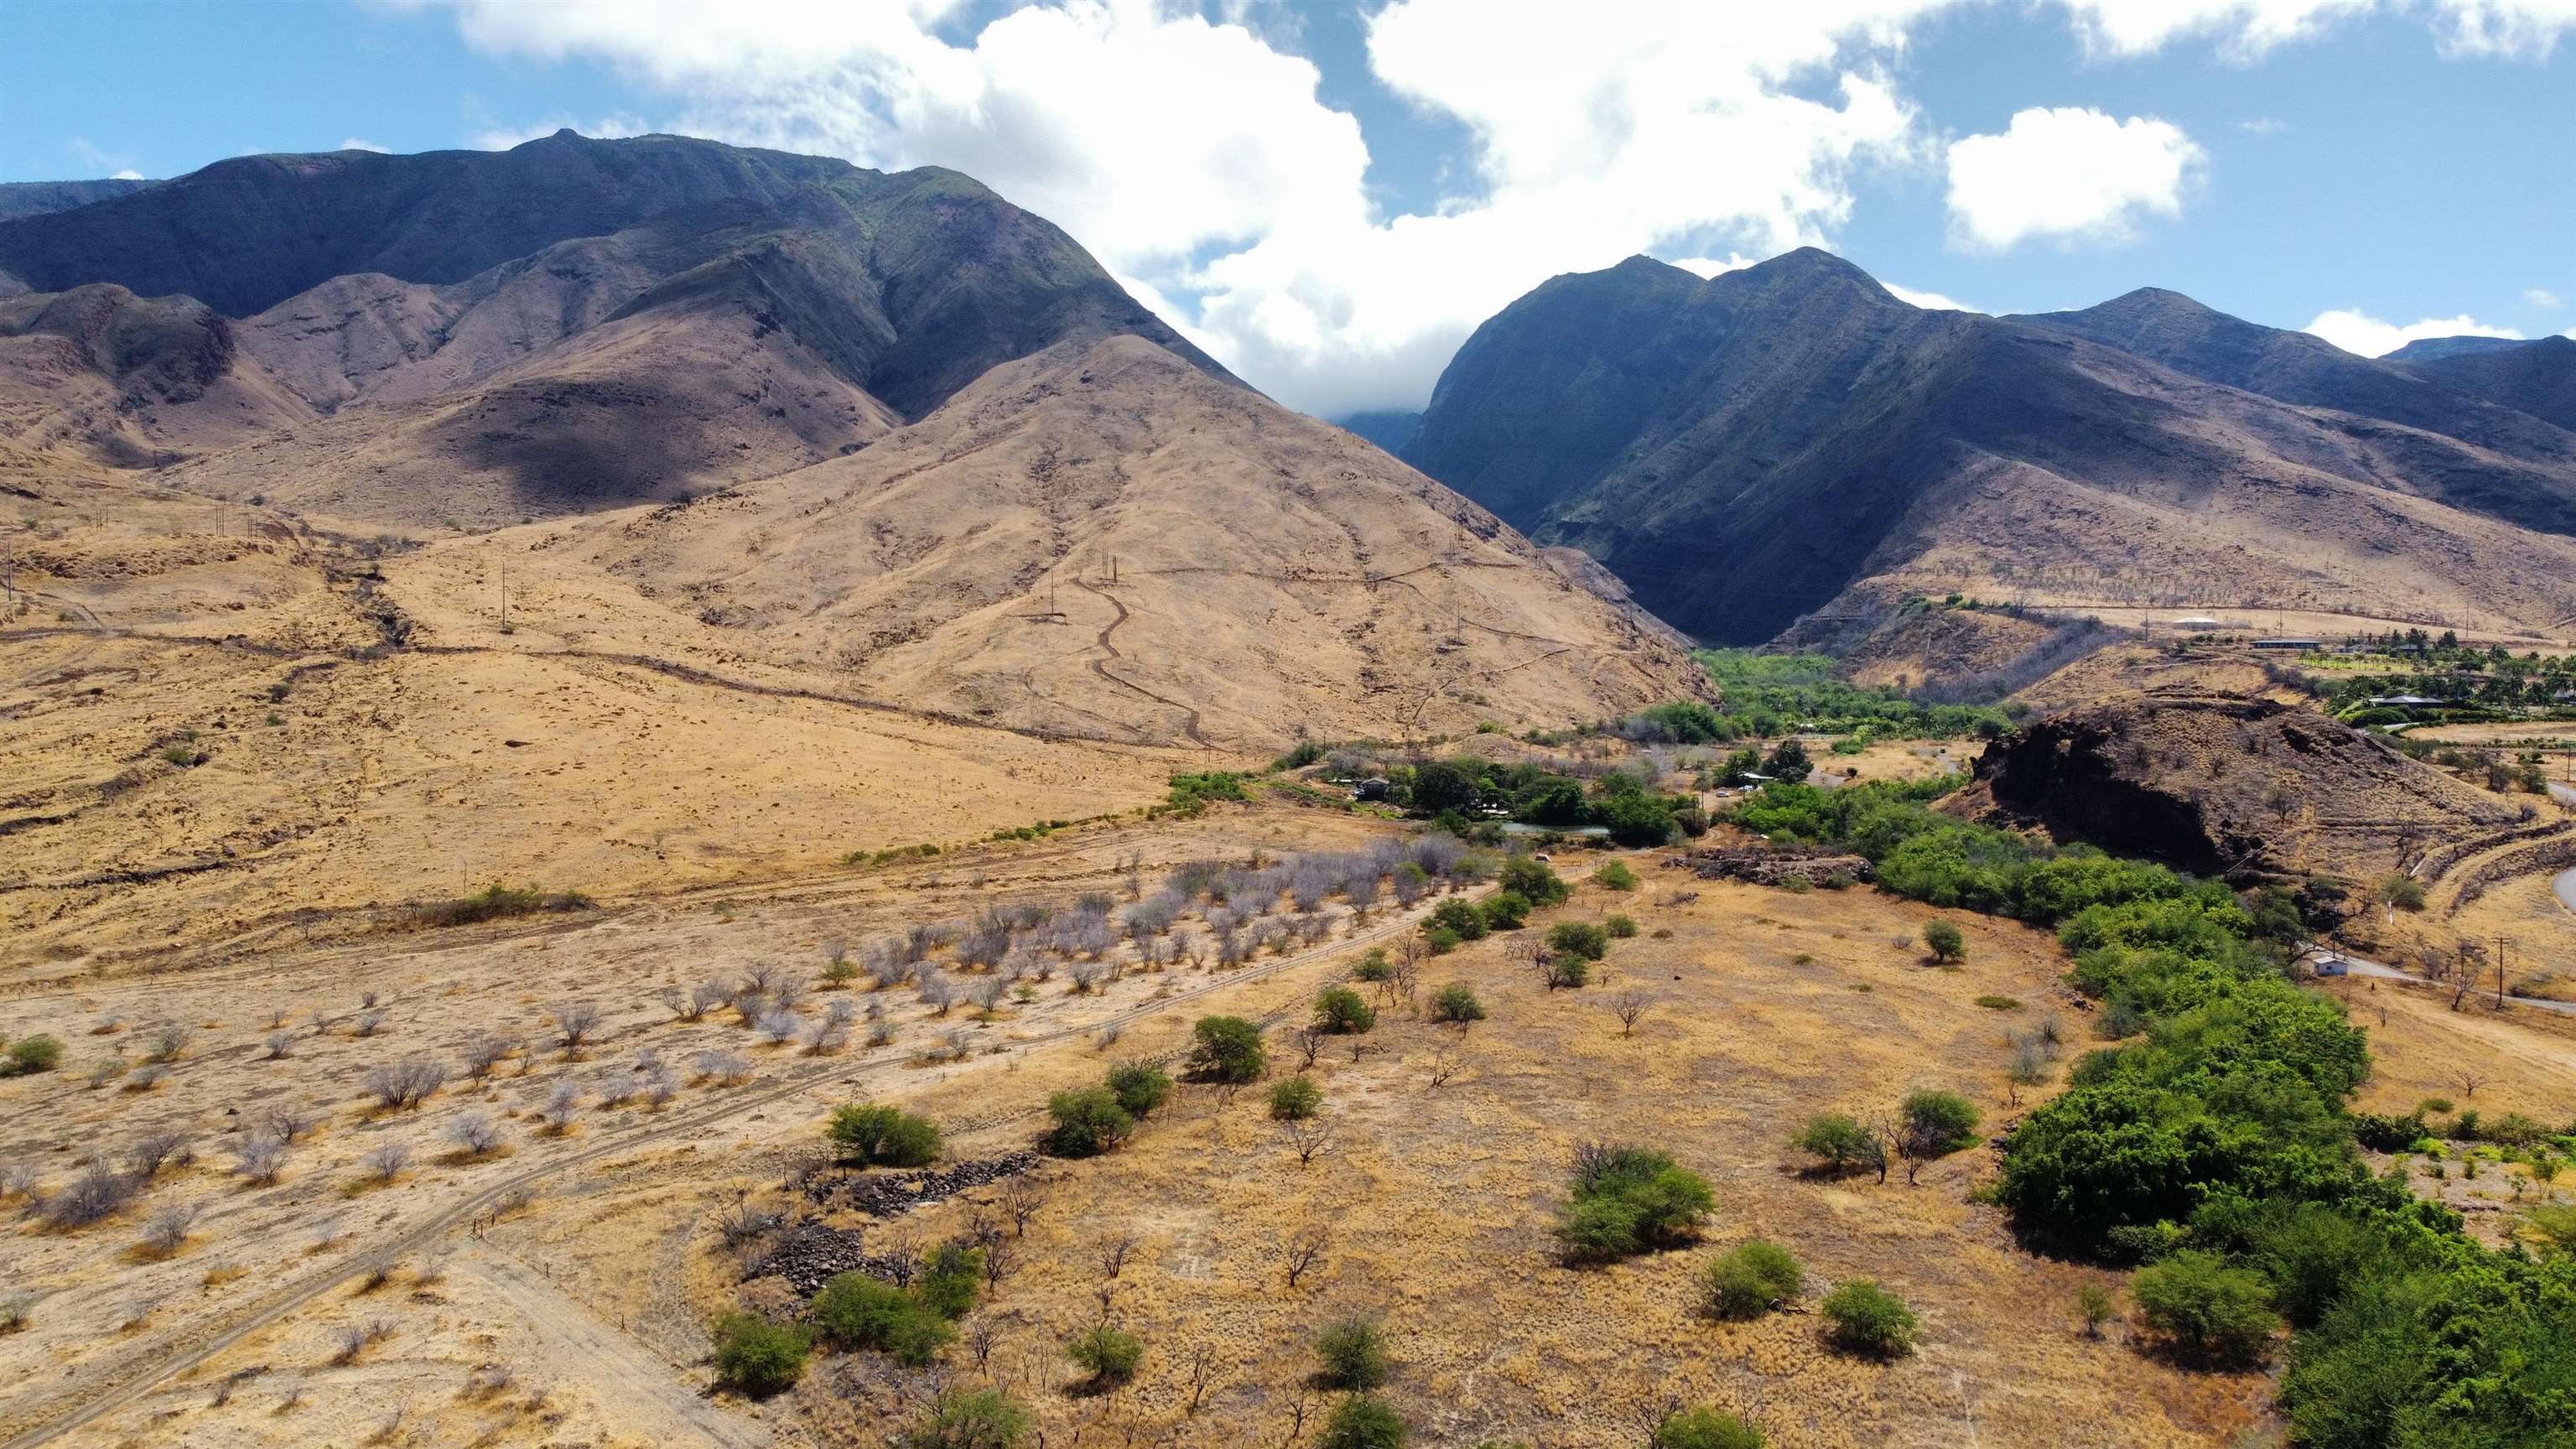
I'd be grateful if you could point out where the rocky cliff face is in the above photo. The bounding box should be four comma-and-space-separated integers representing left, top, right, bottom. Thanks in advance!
1959, 693, 2524, 881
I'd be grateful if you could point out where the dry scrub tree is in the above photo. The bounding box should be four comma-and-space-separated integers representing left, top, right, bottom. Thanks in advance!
363, 1058, 448, 1111
445, 1112, 506, 1158
1608, 991, 1654, 1036
1283, 1227, 1329, 1289
361, 1143, 411, 1186
551, 1001, 605, 1055
232, 1135, 289, 1186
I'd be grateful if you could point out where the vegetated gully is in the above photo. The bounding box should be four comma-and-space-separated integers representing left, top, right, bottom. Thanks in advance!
0, 880, 1479, 1449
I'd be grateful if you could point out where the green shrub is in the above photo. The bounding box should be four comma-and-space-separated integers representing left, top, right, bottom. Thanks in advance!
1556, 1145, 1714, 1260
1922, 921, 1966, 963
1043, 1086, 1135, 1158
1479, 891, 1533, 930
1498, 856, 1570, 906
2131, 1250, 2277, 1366
1315, 986, 1378, 1034
3, 1035, 64, 1077
917, 1244, 984, 1320
1595, 861, 1639, 891
896, 1387, 1033, 1448
413, 883, 593, 928
1545, 921, 1609, 960
1066, 1325, 1144, 1384
1820, 1280, 1918, 1358
713, 1313, 811, 1394
1794, 1114, 1885, 1179
1427, 898, 1488, 941
1352, 949, 1393, 983
827, 1104, 943, 1167
1974, 995, 2021, 1011
1423, 925, 1462, 954
1898, 1090, 1981, 1157
1605, 914, 1639, 938
1430, 984, 1486, 1024
1313, 1315, 1391, 1389
1650, 1406, 1765, 1449
1270, 1077, 1323, 1119
1701, 1239, 1803, 1319
1188, 1016, 1268, 1083
1318, 1394, 1408, 1449
812, 1273, 956, 1364
1106, 1061, 1174, 1119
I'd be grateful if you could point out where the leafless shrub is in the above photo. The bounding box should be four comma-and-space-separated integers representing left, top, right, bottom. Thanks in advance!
1291, 1026, 1326, 1072
551, 1001, 605, 1054
120, 1295, 162, 1332
123, 1063, 169, 1093
460, 1032, 517, 1079
333, 1317, 393, 1364
998, 1176, 1047, 1235
971, 978, 1010, 1016
44, 1166, 139, 1228
756, 1009, 801, 1046
1281, 1118, 1336, 1166
772, 976, 810, 1015
359, 989, 382, 1010
804, 1001, 854, 1054
444, 1112, 506, 1158
691, 979, 732, 1020
693, 1050, 750, 1084
1608, 991, 1654, 1036
1098, 1232, 1138, 1279
596, 1072, 638, 1108
1425, 1047, 1461, 1088
129, 1129, 193, 1177
362, 1058, 449, 1111
641, 1065, 680, 1107
262, 1031, 297, 1060
232, 1136, 289, 1185
866, 1019, 897, 1048
1093, 1024, 1124, 1053
140, 1200, 200, 1255
361, 1143, 411, 1185
143, 1022, 193, 1063
1, 1161, 38, 1201
352, 1009, 388, 1038
467, 1362, 517, 1397
538, 1079, 581, 1133
258, 1104, 319, 1143
918, 975, 957, 1015
1283, 1226, 1329, 1288
941, 1028, 973, 1061
1067, 961, 1104, 995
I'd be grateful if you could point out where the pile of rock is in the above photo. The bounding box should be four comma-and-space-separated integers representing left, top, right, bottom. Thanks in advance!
1675, 846, 1874, 889
801, 1150, 1039, 1218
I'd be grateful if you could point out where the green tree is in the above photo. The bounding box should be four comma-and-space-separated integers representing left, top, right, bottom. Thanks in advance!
1410, 761, 1483, 817
1478, 891, 1533, 931
1922, 920, 1966, 963
1318, 1394, 1408, 1449
1820, 1280, 1919, 1358
1105, 1061, 1173, 1119
1427, 898, 1488, 941
712, 1314, 811, 1395
1604, 914, 1639, 938
917, 1244, 984, 1320
1701, 1240, 1803, 1319
1557, 1145, 1714, 1260
2131, 1250, 2277, 1366
1187, 1015, 1268, 1083
894, 1387, 1033, 1449
1043, 1086, 1135, 1158
826, 1104, 943, 1167
1270, 1077, 1323, 1120
1760, 739, 1813, 784
812, 1273, 956, 1365
1794, 1114, 1886, 1180
1430, 984, 1485, 1024
1651, 1406, 1765, 1449
1595, 860, 1639, 891
1313, 1316, 1392, 1390
1546, 921, 1609, 960
1066, 1325, 1144, 1385
1898, 1090, 1981, 1156
1498, 856, 1570, 906
1315, 986, 1378, 1034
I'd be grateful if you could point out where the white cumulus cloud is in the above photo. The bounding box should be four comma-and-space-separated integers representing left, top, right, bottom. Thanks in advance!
1883, 282, 1983, 312
393, 0, 1951, 415
1945, 107, 2205, 252
2303, 309, 2523, 356
339, 137, 391, 153
2527, 288, 2567, 309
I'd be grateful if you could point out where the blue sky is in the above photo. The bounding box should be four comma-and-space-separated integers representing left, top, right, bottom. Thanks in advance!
3, 0, 2569, 415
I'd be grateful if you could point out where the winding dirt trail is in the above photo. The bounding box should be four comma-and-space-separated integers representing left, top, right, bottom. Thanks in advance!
1068, 577, 1213, 749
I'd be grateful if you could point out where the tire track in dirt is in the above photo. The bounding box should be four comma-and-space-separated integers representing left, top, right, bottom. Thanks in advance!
0, 891, 1464, 1447
458, 1251, 769, 1449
